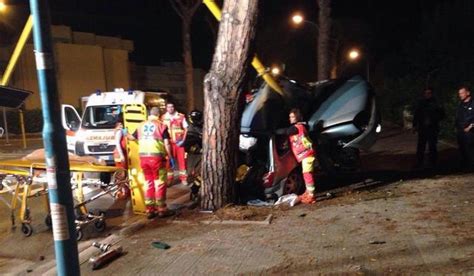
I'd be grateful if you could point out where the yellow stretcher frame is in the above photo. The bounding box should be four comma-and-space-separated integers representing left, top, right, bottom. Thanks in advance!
122, 104, 148, 215
0, 159, 125, 237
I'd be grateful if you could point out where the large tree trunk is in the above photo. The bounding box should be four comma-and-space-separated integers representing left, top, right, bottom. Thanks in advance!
317, 0, 331, 80
182, 19, 195, 112
201, 0, 259, 210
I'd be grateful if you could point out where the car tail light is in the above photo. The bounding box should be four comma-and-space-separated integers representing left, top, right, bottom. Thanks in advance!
245, 93, 254, 103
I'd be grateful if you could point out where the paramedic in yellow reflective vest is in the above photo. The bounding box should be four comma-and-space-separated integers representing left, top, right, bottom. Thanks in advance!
127, 107, 174, 219
161, 102, 189, 185
284, 108, 317, 204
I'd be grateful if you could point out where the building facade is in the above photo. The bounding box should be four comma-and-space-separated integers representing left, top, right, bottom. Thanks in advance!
1, 25, 206, 113
131, 62, 206, 112
1, 25, 133, 110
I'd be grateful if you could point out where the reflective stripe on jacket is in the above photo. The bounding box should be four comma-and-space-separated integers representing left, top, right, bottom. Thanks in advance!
136, 119, 167, 156
289, 123, 315, 162
162, 113, 186, 142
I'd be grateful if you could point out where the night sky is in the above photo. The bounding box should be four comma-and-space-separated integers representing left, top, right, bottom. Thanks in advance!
4, 0, 445, 80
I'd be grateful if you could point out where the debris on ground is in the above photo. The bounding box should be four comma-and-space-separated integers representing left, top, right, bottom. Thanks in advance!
89, 246, 123, 270
247, 199, 273, 207
369, 240, 386, 245
151, 241, 171, 250
274, 194, 300, 207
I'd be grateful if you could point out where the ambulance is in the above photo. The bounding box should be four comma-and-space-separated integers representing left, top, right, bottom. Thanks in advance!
61, 88, 169, 165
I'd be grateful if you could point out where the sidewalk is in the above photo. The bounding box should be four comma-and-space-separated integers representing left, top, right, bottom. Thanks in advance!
2, 126, 473, 274
73, 126, 472, 274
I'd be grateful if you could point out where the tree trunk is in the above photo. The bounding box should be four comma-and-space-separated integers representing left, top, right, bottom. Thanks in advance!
201, 0, 259, 210
317, 0, 331, 80
168, 0, 200, 112
182, 20, 195, 112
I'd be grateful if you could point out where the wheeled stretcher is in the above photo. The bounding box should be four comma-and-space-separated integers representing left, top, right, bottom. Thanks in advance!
0, 159, 127, 240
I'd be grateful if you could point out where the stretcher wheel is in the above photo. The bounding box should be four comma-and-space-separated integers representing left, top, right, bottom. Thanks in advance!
94, 219, 106, 232
45, 214, 52, 228
76, 229, 83, 241
21, 223, 33, 237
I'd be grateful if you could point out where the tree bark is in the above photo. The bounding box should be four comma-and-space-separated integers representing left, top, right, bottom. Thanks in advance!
169, 0, 200, 112
201, 0, 259, 210
317, 0, 331, 80
182, 19, 195, 112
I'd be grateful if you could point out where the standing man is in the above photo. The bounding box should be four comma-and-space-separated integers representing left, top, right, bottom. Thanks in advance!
455, 85, 474, 170
161, 102, 189, 185
277, 108, 317, 204
413, 88, 445, 169
113, 115, 130, 200
128, 107, 174, 219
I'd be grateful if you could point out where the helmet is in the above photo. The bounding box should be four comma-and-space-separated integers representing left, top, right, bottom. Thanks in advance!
188, 110, 203, 126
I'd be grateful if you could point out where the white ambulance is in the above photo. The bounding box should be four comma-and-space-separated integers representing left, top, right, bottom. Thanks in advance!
61, 88, 169, 165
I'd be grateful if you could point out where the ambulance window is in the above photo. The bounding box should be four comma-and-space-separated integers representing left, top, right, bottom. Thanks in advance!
82, 105, 121, 129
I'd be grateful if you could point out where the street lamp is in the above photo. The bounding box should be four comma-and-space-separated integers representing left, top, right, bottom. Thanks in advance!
290, 12, 319, 31
348, 49, 360, 61
270, 66, 281, 76
347, 48, 370, 82
291, 13, 304, 25
0, 1, 6, 12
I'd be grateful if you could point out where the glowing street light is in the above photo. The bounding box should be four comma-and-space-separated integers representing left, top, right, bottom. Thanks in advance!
271, 66, 281, 76
347, 48, 370, 82
291, 13, 304, 25
348, 49, 360, 61
0, 1, 6, 12
290, 12, 319, 32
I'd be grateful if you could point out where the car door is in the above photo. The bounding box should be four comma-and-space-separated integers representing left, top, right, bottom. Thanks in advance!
61, 104, 82, 153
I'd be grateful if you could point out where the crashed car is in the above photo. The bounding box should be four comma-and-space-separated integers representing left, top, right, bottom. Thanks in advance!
237, 75, 381, 202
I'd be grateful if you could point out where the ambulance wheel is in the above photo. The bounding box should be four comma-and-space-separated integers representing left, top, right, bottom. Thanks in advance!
76, 229, 83, 241
94, 219, 106, 232
21, 223, 33, 237
45, 214, 52, 228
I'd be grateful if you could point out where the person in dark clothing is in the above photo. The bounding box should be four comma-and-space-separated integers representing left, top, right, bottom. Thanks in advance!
455, 85, 474, 170
413, 88, 445, 168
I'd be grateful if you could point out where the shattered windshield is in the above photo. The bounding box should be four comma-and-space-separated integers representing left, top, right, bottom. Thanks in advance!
82, 105, 121, 129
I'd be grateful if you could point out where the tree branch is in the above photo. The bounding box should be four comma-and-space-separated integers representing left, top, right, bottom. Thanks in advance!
169, 0, 185, 19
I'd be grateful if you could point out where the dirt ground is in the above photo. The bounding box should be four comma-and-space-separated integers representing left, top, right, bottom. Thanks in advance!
1, 126, 473, 275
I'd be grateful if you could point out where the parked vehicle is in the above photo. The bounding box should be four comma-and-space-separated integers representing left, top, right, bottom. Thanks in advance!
61, 88, 170, 165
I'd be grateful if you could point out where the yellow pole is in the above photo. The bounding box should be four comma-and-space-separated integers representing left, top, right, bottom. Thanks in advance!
1, 16, 33, 85
19, 109, 27, 148
202, 0, 283, 95
1, 15, 33, 149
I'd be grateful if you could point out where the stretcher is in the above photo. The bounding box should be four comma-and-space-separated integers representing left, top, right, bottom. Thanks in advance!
0, 158, 127, 240
123, 104, 148, 215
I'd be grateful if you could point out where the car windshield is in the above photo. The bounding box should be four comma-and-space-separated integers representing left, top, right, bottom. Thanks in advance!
82, 105, 121, 129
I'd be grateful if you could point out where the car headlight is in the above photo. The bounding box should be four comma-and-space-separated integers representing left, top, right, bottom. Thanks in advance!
376, 124, 382, 133
239, 135, 257, 151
